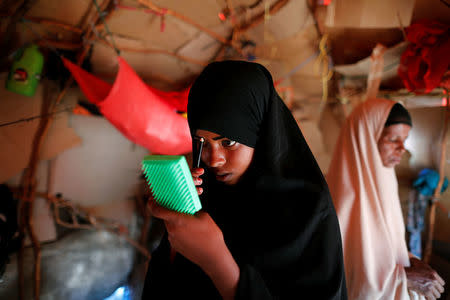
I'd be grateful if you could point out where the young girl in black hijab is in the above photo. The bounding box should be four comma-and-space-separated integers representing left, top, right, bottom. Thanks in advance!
141, 60, 347, 299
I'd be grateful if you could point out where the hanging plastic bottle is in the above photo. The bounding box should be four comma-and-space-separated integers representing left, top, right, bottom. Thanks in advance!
5, 44, 44, 97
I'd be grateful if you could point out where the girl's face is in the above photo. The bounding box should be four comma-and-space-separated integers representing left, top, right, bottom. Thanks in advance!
377, 124, 411, 168
195, 129, 255, 185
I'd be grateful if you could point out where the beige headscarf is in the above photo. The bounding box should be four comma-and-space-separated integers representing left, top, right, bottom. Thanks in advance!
326, 98, 411, 300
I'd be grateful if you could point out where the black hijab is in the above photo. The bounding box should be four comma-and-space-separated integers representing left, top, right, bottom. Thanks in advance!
142, 60, 347, 300
187, 60, 326, 183
384, 102, 412, 127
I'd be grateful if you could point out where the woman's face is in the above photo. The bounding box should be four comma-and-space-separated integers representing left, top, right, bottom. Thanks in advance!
195, 129, 255, 185
377, 124, 411, 168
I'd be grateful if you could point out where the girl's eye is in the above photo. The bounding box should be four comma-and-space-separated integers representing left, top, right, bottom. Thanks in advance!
221, 139, 236, 147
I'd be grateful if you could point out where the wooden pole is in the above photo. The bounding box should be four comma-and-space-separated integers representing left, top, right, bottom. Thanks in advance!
18, 82, 53, 300
16, 0, 115, 298
423, 88, 449, 263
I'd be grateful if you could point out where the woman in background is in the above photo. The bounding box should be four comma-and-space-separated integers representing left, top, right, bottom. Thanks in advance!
326, 98, 444, 300
141, 60, 347, 299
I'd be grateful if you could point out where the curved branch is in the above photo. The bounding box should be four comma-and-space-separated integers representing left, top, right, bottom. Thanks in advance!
0, 13, 83, 33
37, 39, 82, 50
137, 0, 231, 46
96, 38, 209, 67
49, 194, 151, 259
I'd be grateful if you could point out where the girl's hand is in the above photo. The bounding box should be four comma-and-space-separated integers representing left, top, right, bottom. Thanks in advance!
148, 197, 225, 268
148, 198, 240, 300
191, 167, 204, 195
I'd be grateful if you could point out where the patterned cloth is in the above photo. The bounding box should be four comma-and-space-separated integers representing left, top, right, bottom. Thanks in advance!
407, 168, 448, 258
407, 191, 429, 258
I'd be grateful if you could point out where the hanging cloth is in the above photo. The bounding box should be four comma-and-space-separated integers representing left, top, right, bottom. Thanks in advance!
406, 190, 428, 259
398, 19, 450, 94
62, 57, 191, 155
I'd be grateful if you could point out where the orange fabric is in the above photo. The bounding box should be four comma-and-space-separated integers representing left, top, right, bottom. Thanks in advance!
326, 98, 412, 299
62, 57, 191, 155
72, 104, 92, 116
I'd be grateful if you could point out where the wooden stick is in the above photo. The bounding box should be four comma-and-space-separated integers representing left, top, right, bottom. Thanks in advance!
48, 193, 151, 259
36, 39, 82, 50
137, 0, 290, 56
0, 13, 83, 33
423, 89, 449, 263
13, 188, 152, 260
26, 208, 42, 299
16, 1, 115, 298
18, 82, 54, 300
96, 38, 209, 67
365, 43, 387, 101
137, 0, 230, 45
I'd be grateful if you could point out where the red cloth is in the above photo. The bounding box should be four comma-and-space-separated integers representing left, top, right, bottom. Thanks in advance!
62, 57, 192, 155
398, 20, 450, 94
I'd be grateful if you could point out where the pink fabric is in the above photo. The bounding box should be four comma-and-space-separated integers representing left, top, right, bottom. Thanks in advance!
62, 57, 192, 155
326, 98, 411, 299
